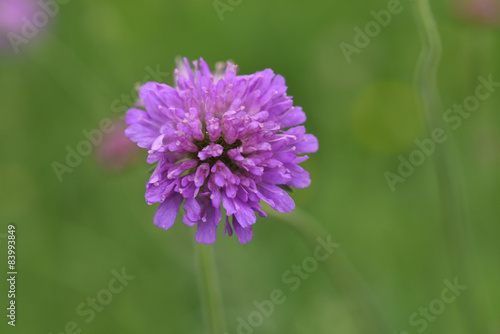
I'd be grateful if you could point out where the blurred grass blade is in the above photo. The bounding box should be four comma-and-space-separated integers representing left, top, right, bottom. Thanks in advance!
269, 208, 393, 333
195, 242, 226, 334
413, 0, 483, 331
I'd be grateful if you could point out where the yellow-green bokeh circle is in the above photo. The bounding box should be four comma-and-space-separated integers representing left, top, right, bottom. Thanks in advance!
351, 82, 424, 154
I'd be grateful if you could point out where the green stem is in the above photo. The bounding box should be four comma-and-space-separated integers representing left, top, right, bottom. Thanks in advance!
414, 1, 482, 331
195, 242, 226, 334
269, 209, 393, 334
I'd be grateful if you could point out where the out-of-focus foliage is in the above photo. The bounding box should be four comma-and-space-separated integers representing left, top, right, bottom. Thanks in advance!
0, 0, 498, 333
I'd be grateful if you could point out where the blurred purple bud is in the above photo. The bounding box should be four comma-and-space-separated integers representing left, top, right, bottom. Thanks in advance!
0, 0, 52, 55
96, 119, 140, 171
455, 0, 500, 27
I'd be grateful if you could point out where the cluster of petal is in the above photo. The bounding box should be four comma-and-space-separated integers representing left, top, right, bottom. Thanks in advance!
125, 58, 318, 244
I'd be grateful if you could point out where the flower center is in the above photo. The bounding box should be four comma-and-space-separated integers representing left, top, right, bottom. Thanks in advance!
194, 137, 243, 172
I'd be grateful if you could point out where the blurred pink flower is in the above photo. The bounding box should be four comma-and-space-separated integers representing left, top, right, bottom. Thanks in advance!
96, 119, 140, 171
456, 0, 500, 26
0, 0, 51, 54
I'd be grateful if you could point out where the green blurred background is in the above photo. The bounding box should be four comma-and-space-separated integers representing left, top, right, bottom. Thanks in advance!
1, 0, 499, 333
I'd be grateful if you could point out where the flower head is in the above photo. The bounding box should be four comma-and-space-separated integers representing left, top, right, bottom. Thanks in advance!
125, 58, 318, 244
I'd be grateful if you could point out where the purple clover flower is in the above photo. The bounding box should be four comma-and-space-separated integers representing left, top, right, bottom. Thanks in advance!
125, 58, 318, 244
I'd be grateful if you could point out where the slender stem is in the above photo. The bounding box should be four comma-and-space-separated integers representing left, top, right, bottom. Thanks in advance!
269, 208, 393, 334
195, 242, 226, 334
414, 1, 482, 331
